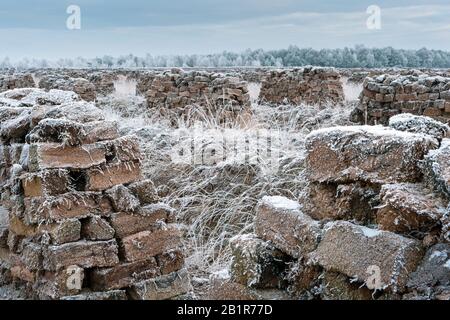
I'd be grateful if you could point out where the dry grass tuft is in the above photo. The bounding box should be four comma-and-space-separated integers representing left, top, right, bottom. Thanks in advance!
97, 88, 356, 277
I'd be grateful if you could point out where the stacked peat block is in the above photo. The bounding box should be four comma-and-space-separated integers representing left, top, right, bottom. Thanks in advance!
0, 88, 190, 300
303, 123, 449, 298
143, 69, 251, 123
215, 196, 322, 300
38, 75, 97, 102
258, 67, 344, 105
87, 71, 119, 96
355, 73, 450, 125
229, 117, 450, 299
133, 70, 157, 96
0, 73, 36, 93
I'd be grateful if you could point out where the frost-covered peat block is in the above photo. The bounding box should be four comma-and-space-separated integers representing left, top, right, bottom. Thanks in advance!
129, 268, 191, 300
305, 125, 438, 184
27, 143, 106, 171
90, 258, 159, 291
255, 196, 322, 259
0, 73, 35, 92
310, 221, 424, 292
422, 139, 450, 199
356, 73, 450, 125
121, 226, 183, 262
259, 67, 344, 105
377, 183, 447, 235
406, 243, 450, 297
43, 240, 120, 271
389, 113, 449, 143
109, 203, 174, 238
230, 234, 287, 288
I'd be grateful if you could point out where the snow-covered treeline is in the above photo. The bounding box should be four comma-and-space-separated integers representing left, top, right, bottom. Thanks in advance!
2, 46, 450, 69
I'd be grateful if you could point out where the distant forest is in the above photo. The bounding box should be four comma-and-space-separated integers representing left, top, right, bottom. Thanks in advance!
2, 46, 450, 69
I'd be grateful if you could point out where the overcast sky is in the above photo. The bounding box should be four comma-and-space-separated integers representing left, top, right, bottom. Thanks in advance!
1, 0, 449, 60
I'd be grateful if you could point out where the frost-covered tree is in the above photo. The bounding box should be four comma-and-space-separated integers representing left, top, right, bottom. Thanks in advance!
2, 46, 450, 69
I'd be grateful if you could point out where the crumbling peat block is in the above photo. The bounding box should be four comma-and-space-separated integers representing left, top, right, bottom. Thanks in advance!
0, 70, 35, 94
0, 109, 31, 141
406, 243, 450, 296
305, 126, 438, 184
303, 182, 379, 223
0, 144, 26, 173
377, 183, 446, 235
19, 242, 43, 270
121, 226, 183, 262
36, 266, 85, 299
321, 271, 374, 300
28, 143, 106, 171
105, 185, 140, 213
39, 101, 105, 123
389, 113, 449, 143
156, 249, 185, 275
21, 169, 70, 197
128, 268, 191, 300
230, 234, 288, 288
10, 263, 36, 283
43, 240, 119, 271
45, 219, 82, 245
310, 221, 424, 293
128, 179, 159, 205
81, 216, 115, 241
25, 118, 85, 146
101, 135, 143, 164
24, 192, 111, 223
422, 139, 450, 199
109, 204, 175, 238
6, 231, 25, 253
255, 196, 322, 259
9, 215, 81, 245
0, 106, 30, 123
90, 258, 159, 291
81, 121, 120, 144
84, 161, 141, 191
284, 260, 321, 297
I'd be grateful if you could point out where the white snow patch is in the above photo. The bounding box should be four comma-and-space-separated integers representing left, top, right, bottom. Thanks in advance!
261, 195, 300, 211
360, 226, 382, 238
307, 125, 435, 141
